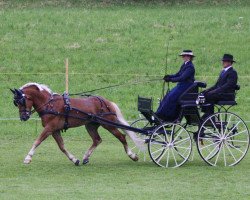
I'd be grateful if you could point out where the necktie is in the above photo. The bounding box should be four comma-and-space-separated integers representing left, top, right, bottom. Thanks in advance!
220, 69, 226, 78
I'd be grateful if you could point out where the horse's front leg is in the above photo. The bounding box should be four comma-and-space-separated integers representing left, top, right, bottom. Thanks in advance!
24, 128, 51, 164
52, 131, 80, 166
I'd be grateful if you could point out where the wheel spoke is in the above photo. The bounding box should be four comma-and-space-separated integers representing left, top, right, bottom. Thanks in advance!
131, 146, 137, 150
222, 144, 227, 166
225, 142, 237, 163
209, 117, 221, 136
151, 140, 166, 145
200, 140, 220, 150
225, 121, 242, 138
169, 125, 175, 143
173, 147, 190, 160
220, 114, 224, 136
155, 133, 166, 143
172, 128, 184, 143
174, 137, 190, 145
171, 148, 178, 167
204, 142, 220, 160
214, 144, 222, 166
202, 126, 219, 137
199, 136, 218, 144
227, 142, 245, 155
151, 147, 165, 155
165, 149, 170, 167
224, 114, 233, 136
227, 139, 248, 143
227, 129, 248, 139
174, 145, 191, 150
155, 148, 168, 163
137, 149, 141, 155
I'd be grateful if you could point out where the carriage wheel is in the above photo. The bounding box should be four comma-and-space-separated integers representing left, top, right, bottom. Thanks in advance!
130, 118, 150, 161
148, 123, 192, 168
197, 112, 250, 166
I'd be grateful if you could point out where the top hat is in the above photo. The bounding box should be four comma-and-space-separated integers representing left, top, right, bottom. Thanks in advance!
222, 54, 236, 63
179, 50, 195, 57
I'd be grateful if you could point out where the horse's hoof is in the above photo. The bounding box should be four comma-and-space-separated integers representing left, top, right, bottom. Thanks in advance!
129, 154, 139, 162
23, 159, 31, 164
75, 160, 80, 166
133, 155, 139, 162
83, 159, 89, 165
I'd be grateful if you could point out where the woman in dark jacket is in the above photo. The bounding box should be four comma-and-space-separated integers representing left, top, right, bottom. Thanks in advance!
155, 50, 196, 121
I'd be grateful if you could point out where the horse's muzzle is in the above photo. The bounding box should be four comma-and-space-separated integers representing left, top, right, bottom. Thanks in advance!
20, 111, 31, 121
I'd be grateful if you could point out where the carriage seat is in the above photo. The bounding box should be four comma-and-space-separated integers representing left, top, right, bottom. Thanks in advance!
178, 81, 207, 106
216, 85, 240, 106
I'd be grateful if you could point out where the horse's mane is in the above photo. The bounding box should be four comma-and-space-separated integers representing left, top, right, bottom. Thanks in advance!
20, 82, 53, 94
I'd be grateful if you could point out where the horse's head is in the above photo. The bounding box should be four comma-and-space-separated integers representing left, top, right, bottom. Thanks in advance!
11, 83, 53, 121
10, 88, 33, 121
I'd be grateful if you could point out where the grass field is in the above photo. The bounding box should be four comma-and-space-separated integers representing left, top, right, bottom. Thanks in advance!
1, 1, 250, 199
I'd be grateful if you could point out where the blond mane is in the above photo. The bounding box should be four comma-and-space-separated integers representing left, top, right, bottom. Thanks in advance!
20, 82, 53, 94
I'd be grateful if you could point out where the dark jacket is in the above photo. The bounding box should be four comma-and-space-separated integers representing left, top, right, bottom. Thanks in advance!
169, 61, 195, 84
205, 67, 238, 94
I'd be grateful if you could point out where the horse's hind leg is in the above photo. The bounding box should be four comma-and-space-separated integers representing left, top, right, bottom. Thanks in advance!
52, 131, 80, 166
83, 123, 102, 165
104, 126, 139, 162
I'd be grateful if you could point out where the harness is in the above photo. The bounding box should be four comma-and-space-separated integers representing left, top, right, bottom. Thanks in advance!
62, 93, 71, 131
39, 94, 116, 131
13, 89, 116, 131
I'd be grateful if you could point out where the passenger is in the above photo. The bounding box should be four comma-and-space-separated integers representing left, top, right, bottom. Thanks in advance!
155, 50, 196, 122
202, 54, 238, 118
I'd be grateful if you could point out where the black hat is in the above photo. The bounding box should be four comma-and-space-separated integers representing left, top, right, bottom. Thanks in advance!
179, 50, 195, 57
222, 54, 236, 63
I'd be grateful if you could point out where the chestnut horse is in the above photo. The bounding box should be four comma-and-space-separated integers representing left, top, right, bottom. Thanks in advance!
11, 83, 144, 165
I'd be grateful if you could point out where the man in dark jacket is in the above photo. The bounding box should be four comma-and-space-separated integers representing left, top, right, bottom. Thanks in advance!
155, 50, 196, 121
202, 54, 238, 117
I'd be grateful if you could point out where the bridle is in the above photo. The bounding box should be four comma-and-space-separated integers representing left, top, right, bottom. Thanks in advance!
11, 88, 55, 119
13, 90, 31, 116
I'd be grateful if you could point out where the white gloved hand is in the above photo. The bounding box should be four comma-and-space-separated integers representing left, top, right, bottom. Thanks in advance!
196, 93, 206, 105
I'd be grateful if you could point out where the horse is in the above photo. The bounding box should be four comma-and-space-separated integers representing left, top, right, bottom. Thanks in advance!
10, 83, 145, 165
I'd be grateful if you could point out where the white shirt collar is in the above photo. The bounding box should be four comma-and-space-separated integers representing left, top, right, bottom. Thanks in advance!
223, 66, 232, 72
185, 61, 190, 65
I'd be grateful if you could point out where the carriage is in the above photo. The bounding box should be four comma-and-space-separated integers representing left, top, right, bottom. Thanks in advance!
130, 81, 250, 168
12, 81, 250, 168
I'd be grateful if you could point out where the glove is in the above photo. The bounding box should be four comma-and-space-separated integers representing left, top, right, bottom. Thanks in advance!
163, 75, 171, 82
196, 93, 206, 105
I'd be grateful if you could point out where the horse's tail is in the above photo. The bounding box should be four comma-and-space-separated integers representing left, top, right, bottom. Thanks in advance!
111, 102, 146, 151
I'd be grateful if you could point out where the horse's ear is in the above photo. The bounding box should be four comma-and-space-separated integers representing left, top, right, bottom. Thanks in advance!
10, 88, 15, 94
14, 88, 22, 96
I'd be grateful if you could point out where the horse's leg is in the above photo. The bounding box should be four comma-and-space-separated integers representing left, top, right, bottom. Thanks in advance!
104, 126, 138, 162
82, 124, 102, 165
24, 128, 51, 164
52, 131, 80, 166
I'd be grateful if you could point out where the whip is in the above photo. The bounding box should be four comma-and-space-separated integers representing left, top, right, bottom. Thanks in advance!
161, 34, 173, 100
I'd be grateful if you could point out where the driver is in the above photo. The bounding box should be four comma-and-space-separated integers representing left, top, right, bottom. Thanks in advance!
155, 50, 196, 122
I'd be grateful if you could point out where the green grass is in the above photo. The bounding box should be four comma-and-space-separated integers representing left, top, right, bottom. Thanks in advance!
1, 1, 250, 199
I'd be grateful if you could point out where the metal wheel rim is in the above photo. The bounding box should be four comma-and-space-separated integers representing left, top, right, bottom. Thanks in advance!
197, 112, 250, 166
148, 123, 192, 168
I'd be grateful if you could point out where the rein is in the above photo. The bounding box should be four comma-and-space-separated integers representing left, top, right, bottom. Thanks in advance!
69, 78, 162, 96
30, 95, 55, 115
